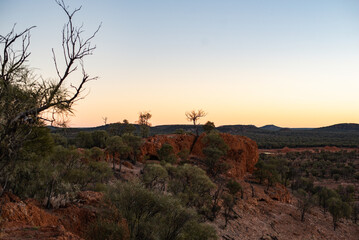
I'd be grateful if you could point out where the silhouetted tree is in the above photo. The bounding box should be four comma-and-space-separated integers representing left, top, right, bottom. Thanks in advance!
203, 121, 215, 133
108, 119, 136, 136
185, 109, 207, 136
138, 111, 152, 137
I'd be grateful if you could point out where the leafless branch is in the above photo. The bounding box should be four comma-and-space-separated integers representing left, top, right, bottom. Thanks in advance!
0, 25, 35, 84
9, 0, 100, 125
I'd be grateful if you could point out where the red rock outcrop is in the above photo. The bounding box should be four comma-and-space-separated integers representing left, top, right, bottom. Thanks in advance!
140, 133, 259, 179
140, 134, 195, 159
0, 191, 108, 240
0, 192, 60, 229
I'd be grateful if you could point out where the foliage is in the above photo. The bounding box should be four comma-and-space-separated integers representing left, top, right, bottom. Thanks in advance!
108, 119, 136, 136
42, 145, 112, 208
122, 133, 142, 164
92, 130, 109, 148
0, 0, 100, 195
253, 159, 280, 189
76, 130, 109, 149
1, 127, 54, 198
226, 180, 242, 196
6, 134, 112, 207
203, 121, 215, 133
222, 193, 234, 228
87, 219, 128, 240
106, 136, 129, 170
157, 143, 177, 164
295, 189, 317, 222
167, 164, 216, 210
202, 132, 229, 177
317, 187, 340, 214
177, 148, 190, 163
86, 205, 129, 240
106, 181, 217, 240
178, 221, 217, 240
142, 163, 168, 190
328, 197, 352, 230
87, 147, 105, 161
76, 131, 94, 148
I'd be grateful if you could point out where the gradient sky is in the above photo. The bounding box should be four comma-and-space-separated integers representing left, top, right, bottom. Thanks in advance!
1, 0, 359, 127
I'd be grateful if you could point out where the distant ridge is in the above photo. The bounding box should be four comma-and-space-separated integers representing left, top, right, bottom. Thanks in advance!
317, 123, 359, 131
49, 122, 359, 149
260, 124, 281, 131
216, 125, 259, 134
49, 123, 359, 133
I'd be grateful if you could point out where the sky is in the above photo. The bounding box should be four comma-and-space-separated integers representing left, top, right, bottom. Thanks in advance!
1, 0, 359, 128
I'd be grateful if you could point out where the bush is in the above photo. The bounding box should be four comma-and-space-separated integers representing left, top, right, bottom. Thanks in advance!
106, 181, 217, 240
202, 132, 229, 177
157, 143, 177, 164
142, 163, 168, 190
167, 164, 216, 210
87, 218, 129, 240
328, 197, 352, 230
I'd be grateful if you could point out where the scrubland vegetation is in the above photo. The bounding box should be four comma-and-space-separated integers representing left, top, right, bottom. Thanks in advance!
254, 151, 359, 230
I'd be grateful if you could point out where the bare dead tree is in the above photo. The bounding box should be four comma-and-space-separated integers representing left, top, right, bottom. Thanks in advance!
13, 0, 100, 124
0, 0, 100, 195
138, 111, 152, 137
185, 109, 207, 136
103, 116, 108, 125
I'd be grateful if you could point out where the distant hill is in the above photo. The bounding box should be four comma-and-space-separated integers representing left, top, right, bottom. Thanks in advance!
216, 125, 259, 134
260, 124, 282, 131
318, 123, 359, 131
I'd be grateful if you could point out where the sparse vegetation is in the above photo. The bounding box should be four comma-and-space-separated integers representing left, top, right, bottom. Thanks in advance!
254, 150, 359, 230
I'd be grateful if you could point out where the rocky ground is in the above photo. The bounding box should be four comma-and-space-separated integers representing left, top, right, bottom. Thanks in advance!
214, 176, 358, 240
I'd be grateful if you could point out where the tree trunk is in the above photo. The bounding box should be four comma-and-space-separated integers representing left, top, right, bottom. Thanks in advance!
189, 135, 199, 153
119, 158, 122, 175
0, 175, 9, 197
301, 208, 306, 222
46, 179, 55, 209
112, 155, 116, 170
224, 210, 229, 228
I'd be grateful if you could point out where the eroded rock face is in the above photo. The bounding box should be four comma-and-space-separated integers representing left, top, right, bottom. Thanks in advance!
140, 134, 195, 160
140, 133, 259, 179
0, 191, 106, 240
0, 192, 60, 229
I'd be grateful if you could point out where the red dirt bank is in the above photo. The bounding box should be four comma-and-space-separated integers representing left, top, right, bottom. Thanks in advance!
0, 192, 110, 240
